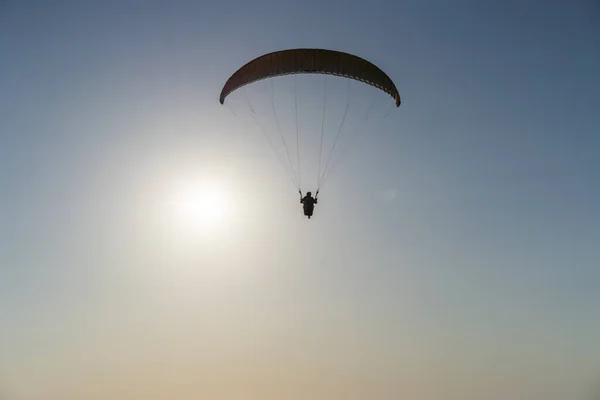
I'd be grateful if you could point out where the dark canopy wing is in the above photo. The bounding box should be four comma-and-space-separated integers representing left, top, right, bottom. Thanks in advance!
219, 48, 401, 107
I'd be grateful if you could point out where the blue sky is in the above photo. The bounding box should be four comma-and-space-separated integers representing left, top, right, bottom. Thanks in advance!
1, 1, 599, 399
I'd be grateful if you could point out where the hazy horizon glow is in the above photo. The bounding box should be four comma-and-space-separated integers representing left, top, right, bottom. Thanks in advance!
1, 1, 600, 399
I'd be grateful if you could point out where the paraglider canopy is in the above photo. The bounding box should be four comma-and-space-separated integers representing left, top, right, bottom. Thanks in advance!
219, 48, 401, 107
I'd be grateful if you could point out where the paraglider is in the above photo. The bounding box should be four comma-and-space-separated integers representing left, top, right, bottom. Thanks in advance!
219, 48, 401, 219
300, 190, 318, 219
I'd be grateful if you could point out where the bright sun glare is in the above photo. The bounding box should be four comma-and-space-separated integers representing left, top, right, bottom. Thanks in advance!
169, 178, 233, 233
157, 176, 242, 277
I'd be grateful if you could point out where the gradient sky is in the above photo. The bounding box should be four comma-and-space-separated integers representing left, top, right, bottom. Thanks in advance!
1, 1, 600, 399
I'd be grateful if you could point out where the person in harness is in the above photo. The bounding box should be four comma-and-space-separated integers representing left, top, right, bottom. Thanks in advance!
299, 190, 318, 219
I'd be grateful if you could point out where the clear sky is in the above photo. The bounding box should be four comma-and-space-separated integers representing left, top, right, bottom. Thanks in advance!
1, 1, 599, 399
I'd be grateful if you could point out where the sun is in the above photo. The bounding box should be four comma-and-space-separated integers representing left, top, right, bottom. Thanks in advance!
169, 178, 234, 233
